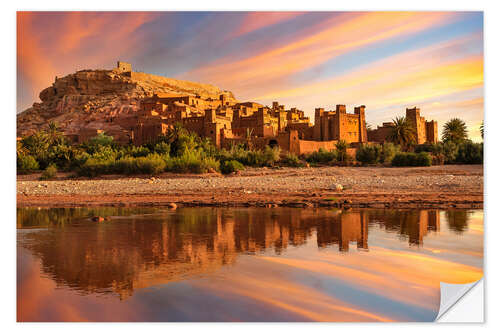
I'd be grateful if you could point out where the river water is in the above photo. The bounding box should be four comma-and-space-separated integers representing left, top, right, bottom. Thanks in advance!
17, 207, 483, 322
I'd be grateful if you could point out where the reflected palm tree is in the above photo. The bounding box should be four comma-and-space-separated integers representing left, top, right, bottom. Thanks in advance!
445, 210, 470, 233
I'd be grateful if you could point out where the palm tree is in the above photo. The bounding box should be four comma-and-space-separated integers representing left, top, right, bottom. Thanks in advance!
245, 128, 254, 150
387, 116, 416, 151
335, 140, 348, 162
245, 127, 254, 139
47, 121, 63, 145
165, 122, 185, 144
442, 118, 468, 143
480, 121, 484, 140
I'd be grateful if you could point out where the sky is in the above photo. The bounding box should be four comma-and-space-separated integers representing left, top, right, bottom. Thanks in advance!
17, 11, 484, 141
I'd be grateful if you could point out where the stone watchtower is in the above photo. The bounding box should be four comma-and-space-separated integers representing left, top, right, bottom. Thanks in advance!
406, 107, 426, 144
354, 105, 367, 143
116, 61, 132, 77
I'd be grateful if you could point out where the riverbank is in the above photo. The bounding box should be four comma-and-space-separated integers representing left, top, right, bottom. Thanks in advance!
17, 164, 483, 209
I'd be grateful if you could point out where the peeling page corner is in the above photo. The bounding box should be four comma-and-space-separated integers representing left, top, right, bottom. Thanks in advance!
435, 278, 484, 322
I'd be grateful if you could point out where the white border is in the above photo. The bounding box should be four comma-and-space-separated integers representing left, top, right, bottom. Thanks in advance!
3, 0, 499, 331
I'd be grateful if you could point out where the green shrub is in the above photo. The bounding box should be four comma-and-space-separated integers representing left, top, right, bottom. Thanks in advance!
432, 154, 445, 166
391, 153, 407, 167
261, 146, 281, 166
135, 154, 166, 174
416, 152, 432, 166
356, 144, 381, 165
72, 151, 91, 168
245, 151, 264, 166
217, 146, 247, 164
153, 142, 170, 155
167, 151, 220, 173
281, 152, 303, 167
414, 141, 480, 164
380, 142, 400, 164
40, 164, 57, 180
77, 157, 115, 177
129, 146, 150, 157
305, 148, 337, 164
47, 144, 74, 169
414, 142, 454, 165
391, 152, 432, 167
441, 141, 459, 164
221, 146, 280, 167
456, 141, 483, 164
89, 145, 117, 162
114, 156, 136, 174
171, 130, 199, 157
21, 131, 50, 161
414, 143, 435, 154
17, 154, 39, 174
221, 160, 245, 174
115, 154, 166, 175
87, 132, 114, 147
199, 156, 220, 173
248, 147, 278, 167
197, 138, 218, 157
168, 152, 200, 173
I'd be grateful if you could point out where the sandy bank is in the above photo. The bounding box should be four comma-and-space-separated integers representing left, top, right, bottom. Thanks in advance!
17, 164, 483, 209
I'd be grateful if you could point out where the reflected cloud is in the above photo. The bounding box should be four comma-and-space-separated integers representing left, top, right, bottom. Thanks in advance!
17, 207, 483, 321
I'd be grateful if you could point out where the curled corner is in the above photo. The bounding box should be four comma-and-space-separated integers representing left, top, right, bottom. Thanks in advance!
435, 278, 484, 322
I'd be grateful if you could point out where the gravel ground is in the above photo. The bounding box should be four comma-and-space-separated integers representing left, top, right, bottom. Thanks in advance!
17, 164, 483, 197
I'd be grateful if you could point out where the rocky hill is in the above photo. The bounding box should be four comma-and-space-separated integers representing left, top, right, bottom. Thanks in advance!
16, 66, 237, 137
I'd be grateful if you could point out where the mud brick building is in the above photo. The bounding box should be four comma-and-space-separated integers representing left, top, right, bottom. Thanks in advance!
312, 105, 367, 143
406, 107, 438, 144
63, 62, 368, 154
368, 107, 438, 144
129, 91, 371, 155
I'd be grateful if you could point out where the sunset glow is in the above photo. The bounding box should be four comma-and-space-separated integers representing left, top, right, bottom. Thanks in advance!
17, 11, 484, 141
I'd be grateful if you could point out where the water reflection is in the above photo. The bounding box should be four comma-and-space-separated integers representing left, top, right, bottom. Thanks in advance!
17, 207, 483, 322
368, 210, 440, 245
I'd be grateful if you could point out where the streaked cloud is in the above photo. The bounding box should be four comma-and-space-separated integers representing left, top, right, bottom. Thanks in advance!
183, 12, 459, 92
17, 12, 159, 110
230, 12, 304, 38
17, 11, 483, 141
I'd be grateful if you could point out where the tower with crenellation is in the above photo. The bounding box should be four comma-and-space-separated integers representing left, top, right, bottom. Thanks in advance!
115, 61, 132, 77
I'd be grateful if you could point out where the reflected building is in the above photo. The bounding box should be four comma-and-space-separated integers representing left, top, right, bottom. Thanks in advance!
368, 210, 440, 246
315, 211, 368, 251
17, 207, 449, 299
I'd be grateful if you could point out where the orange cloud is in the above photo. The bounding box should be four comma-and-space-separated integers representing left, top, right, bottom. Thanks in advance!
55, 12, 154, 54
230, 12, 303, 38
254, 32, 483, 101
192, 270, 394, 321
183, 12, 458, 93
259, 247, 482, 311
368, 56, 483, 107
188, 239, 481, 322
245, 32, 483, 142
17, 12, 58, 97
17, 12, 158, 111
